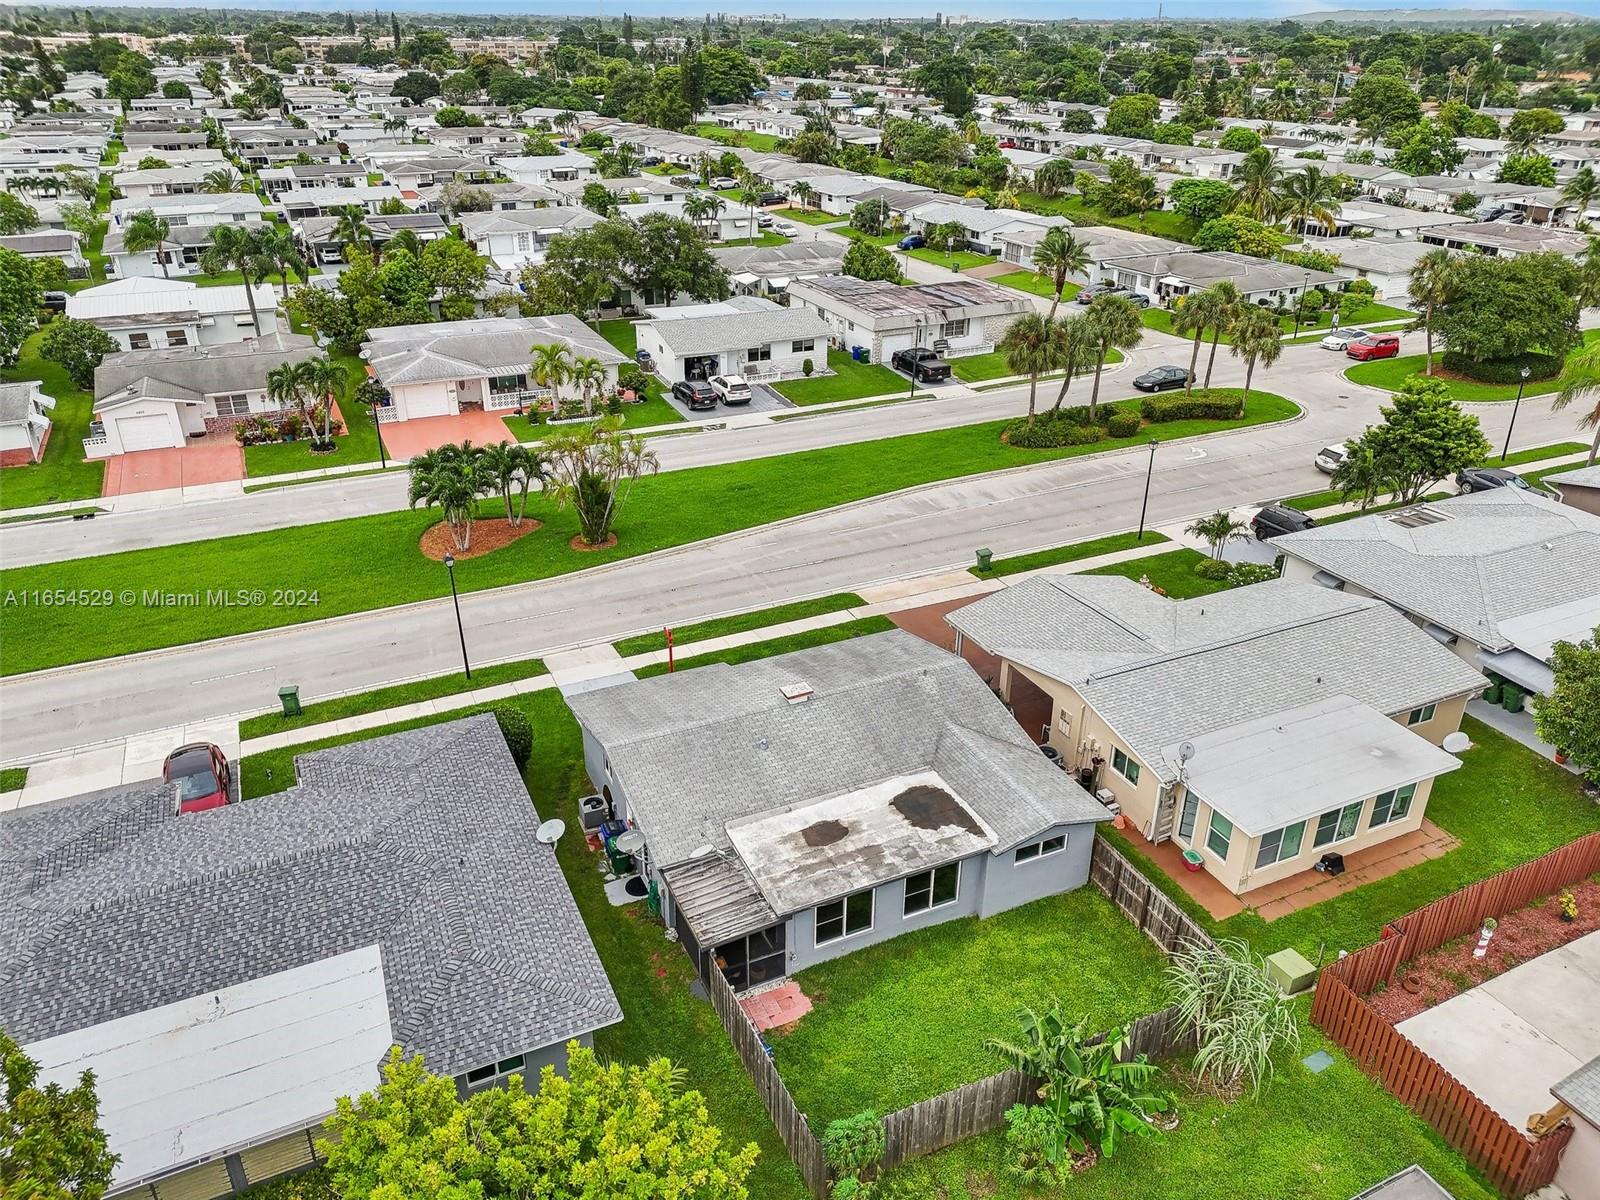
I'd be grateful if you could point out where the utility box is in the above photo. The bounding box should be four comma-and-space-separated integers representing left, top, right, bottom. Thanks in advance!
277, 685, 301, 717
1264, 947, 1318, 996
975, 547, 993, 572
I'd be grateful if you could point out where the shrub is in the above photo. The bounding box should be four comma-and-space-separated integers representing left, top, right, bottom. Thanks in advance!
492, 705, 533, 768
1141, 392, 1242, 422
1166, 938, 1301, 1095
802, 356, 815, 376
1227, 561, 1280, 587
617, 366, 649, 396
1193, 557, 1233, 580
823, 1110, 886, 1177
1106, 411, 1141, 438
1006, 417, 1104, 448
1438, 350, 1561, 384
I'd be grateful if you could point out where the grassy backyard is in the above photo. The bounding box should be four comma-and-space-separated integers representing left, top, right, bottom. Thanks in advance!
0, 394, 1298, 674
992, 269, 1080, 305
773, 349, 904, 404
906, 247, 999, 270
1017, 193, 1200, 243
1345, 330, 1600, 401
1085, 547, 1235, 598
691, 123, 785, 152
770, 206, 842, 225
0, 329, 106, 509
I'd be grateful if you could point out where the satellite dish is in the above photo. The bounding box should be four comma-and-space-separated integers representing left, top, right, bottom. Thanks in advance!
536, 818, 566, 845
1178, 741, 1196, 764
690, 843, 716, 859
614, 829, 647, 855
1442, 731, 1472, 754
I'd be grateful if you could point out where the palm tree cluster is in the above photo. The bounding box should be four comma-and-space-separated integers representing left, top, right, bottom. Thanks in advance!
529, 342, 610, 417
999, 296, 1144, 430
197, 223, 307, 328
265, 356, 349, 449
541, 415, 660, 548
1225, 149, 1342, 233
1170, 280, 1283, 408
409, 440, 548, 553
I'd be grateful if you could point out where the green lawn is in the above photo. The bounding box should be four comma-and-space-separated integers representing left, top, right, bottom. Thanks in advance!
951, 346, 1122, 383
503, 392, 684, 439
0, 329, 106, 510
770, 207, 841, 226
241, 352, 383, 478
772, 887, 1173, 1124
0, 767, 27, 792
1016, 193, 1199, 243
0, 394, 1298, 675
992, 269, 1080, 305
611, 592, 865, 656
633, 616, 897, 678
597, 318, 640, 357
772, 349, 904, 404
691, 123, 784, 152
1345, 331, 1600, 402
905, 247, 998, 271
720, 231, 791, 248
971, 530, 1170, 577
1085, 547, 1234, 599
237, 656, 549, 739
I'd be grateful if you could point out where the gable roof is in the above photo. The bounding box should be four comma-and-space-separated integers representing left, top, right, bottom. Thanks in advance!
639, 300, 832, 356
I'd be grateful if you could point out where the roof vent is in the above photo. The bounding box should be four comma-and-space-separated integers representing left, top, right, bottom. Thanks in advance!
779, 682, 814, 704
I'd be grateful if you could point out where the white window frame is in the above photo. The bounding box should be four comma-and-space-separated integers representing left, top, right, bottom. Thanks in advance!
1177, 791, 1199, 844
1313, 801, 1365, 848
1406, 703, 1437, 726
814, 888, 873, 947
1111, 746, 1141, 786
127, 332, 152, 350
1013, 833, 1067, 865
791, 338, 815, 353
746, 343, 773, 363
940, 317, 969, 339
903, 862, 960, 916
1205, 811, 1233, 861
213, 393, 252, 416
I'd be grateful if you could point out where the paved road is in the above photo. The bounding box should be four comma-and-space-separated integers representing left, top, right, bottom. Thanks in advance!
0, 332, 1582, 761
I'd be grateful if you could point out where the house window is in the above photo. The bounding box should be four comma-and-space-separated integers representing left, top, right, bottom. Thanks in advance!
465, 1063, 497, 1083
746, 344, 772, 363
903, 863, 959, 915
1406, 703, 1437, 726
1370, 783, 1417, 829
165, 329, 188, 347
128, 332, 151, 350
234, 314, 255, 326
488, 374, 526, 394
940, 318, 969, 340
1206, 812, 1234, 860
1111, 746, 1140, 786
514, 232, 531, 251
1255, 820, 1306, 869
791, 338, 815, 353
1177, 792, 1199, 843
1314, 801, 1364, 848
1014, 833, 1067, 864
214, 393, 253, 416
815, 888, 872, 946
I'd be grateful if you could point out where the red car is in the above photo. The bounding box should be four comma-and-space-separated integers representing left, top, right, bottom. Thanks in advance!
1345, 333, 1401, 361
164, 743, 233, 813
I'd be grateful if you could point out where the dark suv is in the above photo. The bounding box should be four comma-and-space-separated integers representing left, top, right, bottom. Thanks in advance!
892, 346, 952, 382
1251, 503, 1317, 541
671, 380, 719, 411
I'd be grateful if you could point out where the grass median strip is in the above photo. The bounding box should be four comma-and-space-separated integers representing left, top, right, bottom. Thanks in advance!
969, 530, 1169, 578
0, 767, 27, 792
633, 617, 897, 678
238, 657, 549, 739
0, 394, 1297, 676
612, 592, 865, 657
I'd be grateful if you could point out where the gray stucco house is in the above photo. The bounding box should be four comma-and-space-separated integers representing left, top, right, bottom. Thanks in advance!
1, 715, 620, 1200
567, 630, 1110, 993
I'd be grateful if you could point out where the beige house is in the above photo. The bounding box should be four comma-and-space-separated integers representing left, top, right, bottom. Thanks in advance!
946, 577, 1486, 898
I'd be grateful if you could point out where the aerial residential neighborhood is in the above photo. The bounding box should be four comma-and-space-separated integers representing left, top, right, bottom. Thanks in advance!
0, 7, 1598, 1200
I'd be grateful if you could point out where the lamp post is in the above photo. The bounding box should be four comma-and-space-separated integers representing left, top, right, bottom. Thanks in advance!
906, 316, 925, 401
1501, 365, 1532, 463
442, 552, 471, 680
372, 403, 387, 469
1137, 438, 1158, 541
1291, 270, 1310, 339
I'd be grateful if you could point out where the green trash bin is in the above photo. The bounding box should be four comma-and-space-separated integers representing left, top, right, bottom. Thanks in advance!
859, 347, 870, 364
278, 685, 301, 717
1501, 684, 1523, 714
975, 547, 994, 572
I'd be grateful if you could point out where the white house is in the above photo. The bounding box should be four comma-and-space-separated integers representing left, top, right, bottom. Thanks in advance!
67, 277, 282, 351
278, 185, 404, 222
361, 315, 628, 422
787, 275, 1032, 365
635, 296, 833, 385
494, 152, 599, 186
457, 207, 603, 271
0, 231, 88, 276
0, 380, 55, 466
111, 164, 217, 200
104, 220, 274, 280
109, 192, 267, 229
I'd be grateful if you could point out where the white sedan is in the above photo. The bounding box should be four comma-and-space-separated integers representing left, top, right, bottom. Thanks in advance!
1320, 327, 1371, 351
1315, 444, 1349, 474
772, 220, 798, 237
708, 374, 753, 405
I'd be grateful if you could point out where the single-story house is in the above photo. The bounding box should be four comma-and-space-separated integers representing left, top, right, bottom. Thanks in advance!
1418, 220, 1590, 259
122, 129, 209, 153
362, 314, 627, 422
111, 164, 216, 200
946, 576, 1485, 898
414, 179, 555, 213
1551, 1055, 1600, 1200
426, 125, 523, 155
1101, 248, 1345, 308
87, 333, 319, 457
104, 219, 274, 280
278, 184, 405, 222
367, 153, 500, 193
788, 274, 1032, 364
457, 207, 602, 271
714, 241, 846, 299
295, 211, 449, 265
1298, 236, 1435, 303
1276, 489, 1600, 698
5, 715, 620, 1200
67, 277, 281, 351
108, 191, 266, 229
0, 379, 55, 465
494, 152, 599, 186
634, 295, 833, 384
901, 199, 1070, 255
1309, 201, 1475, 241
567, 630, 1111, 993
258, 161, 368, 197
0, 230, 87, 275
1543, 463, 1600, 518
547, 174, 691, 207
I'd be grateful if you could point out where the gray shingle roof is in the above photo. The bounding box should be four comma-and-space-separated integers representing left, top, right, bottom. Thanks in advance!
568, 629, 1108, 873
1275, 489, 1600, 650
1553, 1054, 1600, 1125
94, 334, 318, 406
1546, 463, 1600, 491
363, 315, 626, 387
0, 715, 620, 1076
0, 380, 49, 424
949, 576, 1486, 784
640, 304, 832, 356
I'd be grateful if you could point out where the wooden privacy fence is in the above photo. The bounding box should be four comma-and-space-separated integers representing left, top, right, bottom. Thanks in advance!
1089, 837, 1217, 954
1311, 831, 1600, 1197
705, 966, 830, 1198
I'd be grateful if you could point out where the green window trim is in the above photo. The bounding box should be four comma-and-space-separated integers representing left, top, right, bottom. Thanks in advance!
1205, 812, 1233, 861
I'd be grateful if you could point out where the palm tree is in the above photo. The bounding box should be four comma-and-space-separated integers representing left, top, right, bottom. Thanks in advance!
999, 312, 1061, 427
569, 355, 608, 415
200, 224, 272, 334
1277, 165, 1340, 234
1046, 316, 1097, 412
387, 228, 423, 261
478, 441, 547, 526
1198, 281, 1243, 389
1185, 510, 1249, 559
1552, 337, 1600, 464
383, 115, 409, 142
265, 361, 306, 424
1171, 294, 1215, 399
122, 209, 173, 279
1230, 305, 1285, 412
1562, 167, 1599, 224
256, 224, 307, 292
737, 186, 762, 241
790, 180, 816, 212
200, 167, 241, 193
1228, 147, 1283, 222
1030, 227, 1089, 318
408, 441, 490, 552
1407, 249, 1457, 377
295, 356, 348, 446
530, 342, 573, 407
332, 204, 374, 262
1083, 296, 1145, 423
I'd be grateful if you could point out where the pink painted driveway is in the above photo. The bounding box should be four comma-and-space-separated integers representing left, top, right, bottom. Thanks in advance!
380, 411, 519, 460
101, 442, 245, 497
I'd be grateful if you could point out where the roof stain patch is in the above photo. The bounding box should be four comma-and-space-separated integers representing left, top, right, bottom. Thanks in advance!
892, 784, 984, 836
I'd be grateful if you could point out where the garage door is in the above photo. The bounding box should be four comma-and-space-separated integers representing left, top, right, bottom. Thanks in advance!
117, 413, 177, 453
405, 391, 455, 419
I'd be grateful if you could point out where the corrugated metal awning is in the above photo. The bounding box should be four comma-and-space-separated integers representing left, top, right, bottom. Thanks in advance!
663, 851, 779, 948
1479, 648, 1555, 696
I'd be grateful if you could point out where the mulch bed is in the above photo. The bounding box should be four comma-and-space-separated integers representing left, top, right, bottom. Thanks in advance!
570, 532, 619, 551
1367, 878, 1600, 1025
418, 517, 541, 562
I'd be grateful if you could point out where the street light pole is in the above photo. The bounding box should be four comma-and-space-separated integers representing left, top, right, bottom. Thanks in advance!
373, 405, 387, 470
1291, 270, 1310, 339
1137, 438, 1158, 541
442, 552, 471, 680
1501, 366, 1532, 463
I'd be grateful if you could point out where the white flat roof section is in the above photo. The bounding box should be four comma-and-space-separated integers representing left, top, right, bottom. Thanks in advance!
1497, 593, 1600, 665
1170, 695, 1463, 836
26, 947, 393, 1191
726, 770, 998, 913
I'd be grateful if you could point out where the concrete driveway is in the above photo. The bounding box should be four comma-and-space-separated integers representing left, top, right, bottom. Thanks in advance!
379, 410, 518, 460
101, 442, 244, 497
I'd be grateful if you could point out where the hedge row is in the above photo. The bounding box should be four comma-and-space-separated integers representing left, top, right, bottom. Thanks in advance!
1140, 394, 1244, 422
1439, 350, 1562, 384
1003, 403, 1144, 448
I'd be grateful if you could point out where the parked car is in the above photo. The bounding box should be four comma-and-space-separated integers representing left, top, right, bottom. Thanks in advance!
641, 155, 663, 166
1076, 282, 1129, 304
1314, 444, 1349, 474
772, 220, 798, 237
891, 346, 952, 382
1320, 327, 1371, 351
708, 374, 752, 405
756, 191, 786, 206
897, 233, 926, 250
1132, 365, 1191, 392
1251, 503, 1318, 541
1345, 333, 1401, 361
164, 743, 232, 814
671, 380, 719, 411
1122, 292, 1153, 309
41, 291, 68, 313
1477, 204, 1509, 222
756, 212, 775, 228
710, 176, 738, 189
1456, 465, 1531, 494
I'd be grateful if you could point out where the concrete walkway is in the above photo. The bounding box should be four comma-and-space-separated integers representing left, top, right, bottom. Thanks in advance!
1466, 698, 1583, 776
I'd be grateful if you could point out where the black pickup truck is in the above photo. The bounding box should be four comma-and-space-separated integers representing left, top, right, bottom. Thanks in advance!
892, 346, 952, 383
